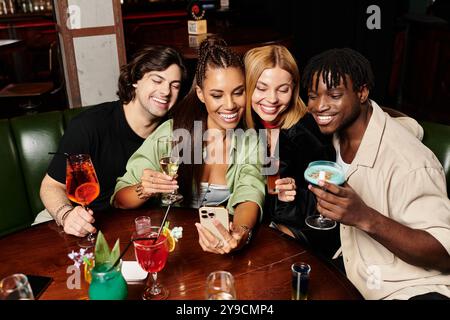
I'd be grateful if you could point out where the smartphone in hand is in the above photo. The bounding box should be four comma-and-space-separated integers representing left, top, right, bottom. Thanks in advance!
198, 206, 230, 241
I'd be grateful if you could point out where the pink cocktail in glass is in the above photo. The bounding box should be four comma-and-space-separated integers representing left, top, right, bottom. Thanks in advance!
133, 227, 169, 300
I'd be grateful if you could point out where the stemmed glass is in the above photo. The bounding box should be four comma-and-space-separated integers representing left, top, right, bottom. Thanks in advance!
132, 226, 169, 300
66, 154, 100, 248
304, 160, 345, 230
157, 136, 183, 205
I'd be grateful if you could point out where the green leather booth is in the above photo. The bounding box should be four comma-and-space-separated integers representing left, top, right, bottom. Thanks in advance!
0, 111, 448, 238
0, 108, 85, 237
421, 121, 450, 194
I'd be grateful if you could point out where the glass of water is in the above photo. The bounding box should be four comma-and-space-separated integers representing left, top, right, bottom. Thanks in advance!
205, 271, 236, 300
135, 216, 152, 235
0, 274, 34, 300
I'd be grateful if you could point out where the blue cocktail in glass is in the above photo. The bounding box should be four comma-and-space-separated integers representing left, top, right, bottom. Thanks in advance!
304, 161, 345, 230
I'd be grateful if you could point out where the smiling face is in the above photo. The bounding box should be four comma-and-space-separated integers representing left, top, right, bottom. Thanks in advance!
196, 66, 246, 131
251, 67, 293, 125
133, 64, 182, 119
307, 72, 367, 135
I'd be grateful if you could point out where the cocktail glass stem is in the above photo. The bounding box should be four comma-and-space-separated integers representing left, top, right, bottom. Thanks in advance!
78, 205, 96, 247
83, 205, 96, 242
149, 272, 161, 295
317, 185, 333, 225
86, 232, 95, 242
304, 186, 336, 230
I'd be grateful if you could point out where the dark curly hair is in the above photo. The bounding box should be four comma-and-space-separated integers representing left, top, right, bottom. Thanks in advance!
302, 48, 374, 93
117, 45, 187, 104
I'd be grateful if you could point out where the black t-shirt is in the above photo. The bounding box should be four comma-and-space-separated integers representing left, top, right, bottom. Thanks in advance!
47, 101, 145, 211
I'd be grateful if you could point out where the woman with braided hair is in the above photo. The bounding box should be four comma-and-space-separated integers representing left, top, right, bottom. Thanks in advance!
112, 37, 265, 254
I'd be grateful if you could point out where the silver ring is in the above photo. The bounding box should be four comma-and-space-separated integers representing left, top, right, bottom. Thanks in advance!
214, 239, 224, 249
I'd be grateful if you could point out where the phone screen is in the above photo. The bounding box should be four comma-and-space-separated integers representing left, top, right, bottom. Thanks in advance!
27, 275, 53, 299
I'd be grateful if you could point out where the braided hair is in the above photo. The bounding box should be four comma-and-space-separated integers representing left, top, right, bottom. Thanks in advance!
170, 36, 244, 205
195, 36, 244, 88
302, 48, 374, 93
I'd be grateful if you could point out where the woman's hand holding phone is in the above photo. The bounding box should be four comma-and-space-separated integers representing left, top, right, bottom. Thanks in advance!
195, 207, 248, 254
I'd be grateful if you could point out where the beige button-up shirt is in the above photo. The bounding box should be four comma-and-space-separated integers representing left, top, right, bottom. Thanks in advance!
335, 100, 450, 300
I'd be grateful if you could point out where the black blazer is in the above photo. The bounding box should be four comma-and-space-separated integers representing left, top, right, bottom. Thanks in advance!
268, 113, 341, 259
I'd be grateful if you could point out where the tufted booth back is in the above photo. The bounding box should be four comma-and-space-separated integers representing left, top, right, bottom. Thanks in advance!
0, 108, 85, 237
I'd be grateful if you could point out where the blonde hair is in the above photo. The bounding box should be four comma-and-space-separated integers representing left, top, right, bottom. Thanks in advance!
244, 45, 307, 129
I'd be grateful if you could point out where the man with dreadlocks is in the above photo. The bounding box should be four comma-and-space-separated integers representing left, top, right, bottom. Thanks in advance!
303, 48, 450, 300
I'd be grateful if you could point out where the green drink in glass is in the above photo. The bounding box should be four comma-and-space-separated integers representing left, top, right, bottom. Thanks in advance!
88, 261, 128, 300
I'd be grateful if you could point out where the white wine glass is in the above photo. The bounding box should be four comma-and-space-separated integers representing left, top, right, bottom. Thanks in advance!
157, 136, 183, 205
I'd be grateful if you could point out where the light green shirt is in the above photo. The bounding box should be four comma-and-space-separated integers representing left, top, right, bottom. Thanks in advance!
112, 120, 266, 218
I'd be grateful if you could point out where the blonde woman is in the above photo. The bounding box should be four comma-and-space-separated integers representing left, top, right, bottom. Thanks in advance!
244, 45, 338, 256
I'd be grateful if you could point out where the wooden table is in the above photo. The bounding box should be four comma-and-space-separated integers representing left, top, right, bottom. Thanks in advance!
0, 207, 362, 300
0, 39, 26, 83
0, 39, 24, 53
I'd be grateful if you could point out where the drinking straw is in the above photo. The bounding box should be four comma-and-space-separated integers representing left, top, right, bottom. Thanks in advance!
152, 203, 172, 244
107, 204, 173, 271
106, 236, 150, 272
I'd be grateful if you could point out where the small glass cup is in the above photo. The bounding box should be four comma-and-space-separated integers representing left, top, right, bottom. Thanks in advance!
205, 271, 236, 300
0, 274, 34, 300
88, 260, 128, 300
291, 262, 311, 300
135, 216, 152, 235
263, 156, 280, 195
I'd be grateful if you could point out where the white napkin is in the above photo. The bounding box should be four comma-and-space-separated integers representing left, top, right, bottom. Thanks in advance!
121, 261, 148, 282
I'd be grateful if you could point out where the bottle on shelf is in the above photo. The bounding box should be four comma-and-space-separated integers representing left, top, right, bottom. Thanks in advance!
27, 0, 33, 12
0, 0, 6, 15
220, 0, 229, 10
8, 0, 15, 14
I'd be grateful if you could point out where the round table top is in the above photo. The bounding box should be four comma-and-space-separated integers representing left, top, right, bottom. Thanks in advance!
0, 207, 362, 300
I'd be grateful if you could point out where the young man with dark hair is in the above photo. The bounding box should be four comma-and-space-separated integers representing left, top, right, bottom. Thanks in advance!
39, 46, 187, 238
303, 48, 450, 300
